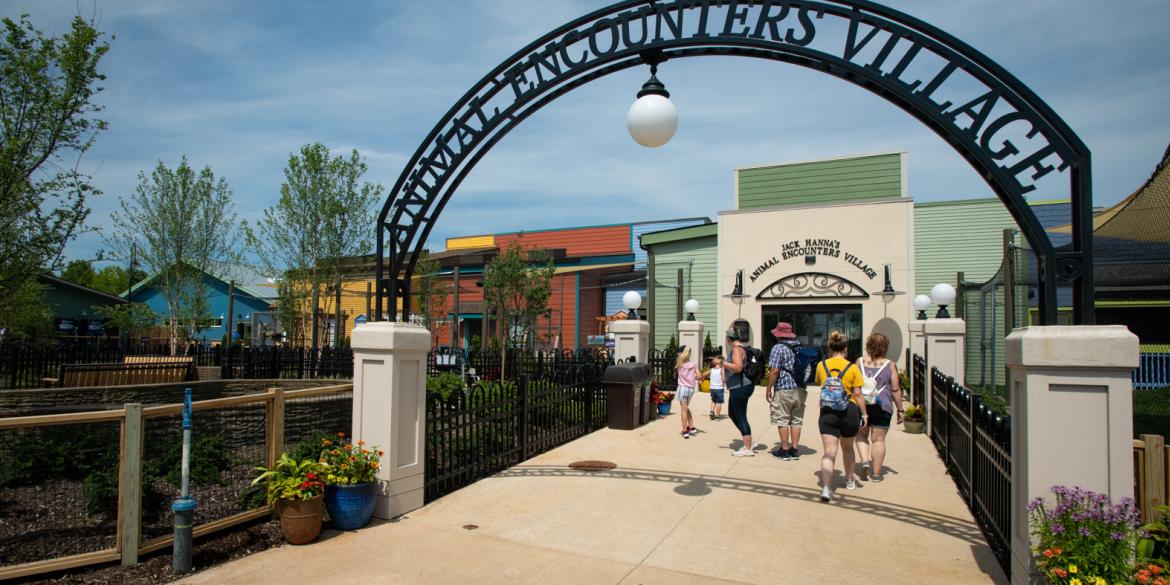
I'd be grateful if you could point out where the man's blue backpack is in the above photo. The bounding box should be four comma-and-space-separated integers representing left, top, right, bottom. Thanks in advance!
791, 347, 819, 386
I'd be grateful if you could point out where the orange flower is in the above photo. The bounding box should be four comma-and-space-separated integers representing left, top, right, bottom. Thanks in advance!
1137, 573, 1151, 585
1154, 577, 1166, 585
1053, 568, 1067, 578
371, 462, 380, 469
338, 432, 346, 438
1052, 547, 1062, 555
357, 439, 365, 446
332, 449, 340, 456
1155, 566, 1166, 576
377, 450, 384, 457
322, 439, 332, 446
1042, 549, 1054, 558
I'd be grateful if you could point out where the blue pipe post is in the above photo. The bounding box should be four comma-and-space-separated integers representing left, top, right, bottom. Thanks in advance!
172, 388, 197, 572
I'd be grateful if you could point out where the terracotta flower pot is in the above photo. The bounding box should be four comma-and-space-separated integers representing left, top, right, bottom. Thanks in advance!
280, 494, 324, 544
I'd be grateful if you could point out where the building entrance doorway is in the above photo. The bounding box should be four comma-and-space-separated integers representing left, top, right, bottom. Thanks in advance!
761, 304, 863, 363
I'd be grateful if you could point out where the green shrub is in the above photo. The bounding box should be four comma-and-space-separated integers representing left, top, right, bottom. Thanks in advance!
82, 468, 119, 518
427, 371, 465, 401
289, 431, 332, 463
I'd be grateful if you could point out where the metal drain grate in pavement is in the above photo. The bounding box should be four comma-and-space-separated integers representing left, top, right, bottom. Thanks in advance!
568, 460, 617, 471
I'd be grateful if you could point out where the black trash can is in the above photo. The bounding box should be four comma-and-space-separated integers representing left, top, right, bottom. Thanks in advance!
603, 363, 650, 430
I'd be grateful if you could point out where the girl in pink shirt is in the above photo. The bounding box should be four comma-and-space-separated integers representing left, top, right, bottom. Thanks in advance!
676, 347, 699, 438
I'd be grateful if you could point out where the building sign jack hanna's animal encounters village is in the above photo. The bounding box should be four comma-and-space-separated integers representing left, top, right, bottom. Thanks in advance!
378, 0, 1096, 324
750, 238, 878, 282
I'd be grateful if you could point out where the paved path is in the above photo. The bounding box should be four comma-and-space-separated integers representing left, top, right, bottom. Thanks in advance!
181, 390, 1007, 585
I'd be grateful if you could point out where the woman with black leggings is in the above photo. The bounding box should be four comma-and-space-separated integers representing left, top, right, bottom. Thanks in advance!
723, 324, 755, 457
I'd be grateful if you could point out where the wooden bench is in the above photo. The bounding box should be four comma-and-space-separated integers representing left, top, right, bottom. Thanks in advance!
42, 361, 194, 387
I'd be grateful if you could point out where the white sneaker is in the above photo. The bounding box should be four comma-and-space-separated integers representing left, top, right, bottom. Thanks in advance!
846, 479, 858, 490
732, 448, 755, 457
860, 463, 871, 481
819, 487, 832, 502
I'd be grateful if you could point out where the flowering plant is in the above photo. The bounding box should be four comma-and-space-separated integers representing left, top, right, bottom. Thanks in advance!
251, 453, 325, 503
1028, 485, 1140, 584
318, 432, 382, 486
902, 404, 924, 422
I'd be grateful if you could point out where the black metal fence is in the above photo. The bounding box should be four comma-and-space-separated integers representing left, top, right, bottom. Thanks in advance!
0, 343, 355, 388
648, 348, 677, 391
929, 366, 1012, 579
424, 372, 607, 502
425, 349, 613, 385
911, 353, 926, 406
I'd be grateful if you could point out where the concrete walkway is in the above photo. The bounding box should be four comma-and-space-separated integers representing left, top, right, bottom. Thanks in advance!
181, 391, 1007, 585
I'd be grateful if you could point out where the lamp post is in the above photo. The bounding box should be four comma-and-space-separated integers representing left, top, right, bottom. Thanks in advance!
622, 291, 642, 320
627, 55, 677, 148
930, 283, 957, 319
684, 299, 699, 321
913, 294, 931, 320
722, 269, 749, 318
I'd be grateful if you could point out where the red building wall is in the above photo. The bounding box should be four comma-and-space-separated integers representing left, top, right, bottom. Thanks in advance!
495, 225, 631, 257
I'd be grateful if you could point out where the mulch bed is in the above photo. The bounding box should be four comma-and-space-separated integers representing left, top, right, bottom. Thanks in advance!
9, 519, 284, 585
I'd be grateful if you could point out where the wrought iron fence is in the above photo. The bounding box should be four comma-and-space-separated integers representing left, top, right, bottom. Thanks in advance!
220, 346, 353, 380
424, 372, 607, 503
929, 366, 1012, 579
911, 353, 926, 406
425, 348, 612, 385
647, 348, 677, 392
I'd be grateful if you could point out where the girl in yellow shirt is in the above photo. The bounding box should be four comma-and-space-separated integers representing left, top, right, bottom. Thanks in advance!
815, 330, 866, 501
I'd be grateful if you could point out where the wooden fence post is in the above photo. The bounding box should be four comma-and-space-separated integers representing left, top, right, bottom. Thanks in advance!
1142, 434, 1166, 523
268, 388, 285, 467
119, 403, 143, 566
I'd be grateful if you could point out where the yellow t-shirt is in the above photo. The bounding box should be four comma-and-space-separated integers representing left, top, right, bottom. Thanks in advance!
815, 356, 864, 405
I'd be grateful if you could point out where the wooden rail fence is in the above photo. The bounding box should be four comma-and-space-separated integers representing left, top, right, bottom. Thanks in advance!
1135, 433, 1170, 523
0, 383, 352, 581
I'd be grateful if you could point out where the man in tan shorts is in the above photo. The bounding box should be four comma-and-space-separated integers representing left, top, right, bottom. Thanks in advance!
766, 322, 806, 461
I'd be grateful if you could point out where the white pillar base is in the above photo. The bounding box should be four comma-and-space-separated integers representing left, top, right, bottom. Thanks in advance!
351, 321, 431, 519
1006, 325, 1139, 584
610, 319, 650, 363
678, 320, 704, 368
923, 318, 965, 436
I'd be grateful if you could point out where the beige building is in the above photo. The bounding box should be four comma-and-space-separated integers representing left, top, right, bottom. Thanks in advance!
717, 194, 914, 362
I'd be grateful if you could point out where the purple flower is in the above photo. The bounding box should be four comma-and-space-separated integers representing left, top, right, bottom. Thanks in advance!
1078, 526, 1091, 537
1051, 523, 1065, 534
1111, 532, 1124, 540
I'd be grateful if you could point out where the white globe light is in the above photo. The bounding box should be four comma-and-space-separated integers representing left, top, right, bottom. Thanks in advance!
930, 283, 957, 306
622, 291, 642, 310
913, 294, 931, 312
684, 299, 700, 314
627, 94, 678, 148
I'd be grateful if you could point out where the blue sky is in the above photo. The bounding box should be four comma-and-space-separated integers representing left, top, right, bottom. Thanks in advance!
7, 1, 1169, 268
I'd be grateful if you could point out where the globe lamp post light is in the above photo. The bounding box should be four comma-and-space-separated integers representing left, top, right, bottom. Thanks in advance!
627, 57, 677, 148
930, 283, 957, 319
684, 299, 700, 321
623, 291, 643, 320
913, 294, 932, 321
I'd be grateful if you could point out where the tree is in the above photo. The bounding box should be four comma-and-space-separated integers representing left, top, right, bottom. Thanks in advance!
482, 239, 555, 351
246, 143, 381, 349
0, 15, 110, 339
108, 157, 240, 353
60, 259, 96, 288
412, 250, 447, 346
91, 265, 146, 296
96, 302, 157, 343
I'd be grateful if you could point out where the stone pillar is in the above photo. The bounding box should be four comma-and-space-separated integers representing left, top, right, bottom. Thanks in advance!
1006, 326, 1138, 585
610, 319, 650, 363
677, 320, 704, 368
923, 318, 965, 435
351, 321, 431, 519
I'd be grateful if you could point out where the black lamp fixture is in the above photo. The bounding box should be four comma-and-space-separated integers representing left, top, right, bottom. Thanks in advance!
879, 264, 905, 304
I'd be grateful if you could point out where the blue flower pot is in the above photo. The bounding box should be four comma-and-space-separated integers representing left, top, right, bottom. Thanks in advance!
324, 482, 377, 531
657, 402, 671, 415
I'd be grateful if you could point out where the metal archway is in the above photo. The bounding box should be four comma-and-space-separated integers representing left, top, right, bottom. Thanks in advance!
376, 0, 1093, 325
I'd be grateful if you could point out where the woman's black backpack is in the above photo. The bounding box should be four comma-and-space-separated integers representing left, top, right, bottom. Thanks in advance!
740, 345, 766, 386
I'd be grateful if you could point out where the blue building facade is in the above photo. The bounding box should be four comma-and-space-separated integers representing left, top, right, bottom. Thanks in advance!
128, 271, 276, 345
